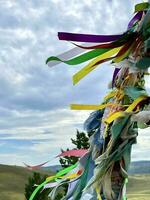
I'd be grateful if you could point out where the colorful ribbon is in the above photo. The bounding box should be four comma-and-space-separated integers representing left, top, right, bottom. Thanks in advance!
127, 11, 143, 29
73, 46, 122, 85
135, 2, 149, 12
104, 96, 149, 124
57, 149, 88, 157
58, 32, 123, 43
70, 102, 123, 110
46, 48, 112, 66
29, 163, 78, 200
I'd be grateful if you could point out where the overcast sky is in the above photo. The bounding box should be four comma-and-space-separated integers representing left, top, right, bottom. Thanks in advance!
0, 0, 150, 166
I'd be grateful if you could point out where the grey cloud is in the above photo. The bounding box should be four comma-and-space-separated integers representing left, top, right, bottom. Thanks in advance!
0, 0, 149, 165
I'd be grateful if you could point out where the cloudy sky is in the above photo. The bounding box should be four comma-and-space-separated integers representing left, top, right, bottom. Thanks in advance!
0, 0, 150, 166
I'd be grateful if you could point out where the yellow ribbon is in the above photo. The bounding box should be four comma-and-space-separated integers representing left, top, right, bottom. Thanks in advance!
104, 90, 117, 101
104, 96, 149, 124
61, 173, 78, 179
104, 123, 109, 138
70, 102, 121, 110
96, 186, 102, 200
73, 47, 122, 85
46, 173, 79, 181
46, 176, 55, 181
125, 95, 148, 112
113, 44, 133, 63
104, 111, 126, 124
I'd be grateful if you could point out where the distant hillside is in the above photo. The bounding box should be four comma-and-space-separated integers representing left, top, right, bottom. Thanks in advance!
0, 161, 150, 200
43, 165, 62, 172
0, 164, 53, 200
129, 160, 150, 174
44, 160, 150, 174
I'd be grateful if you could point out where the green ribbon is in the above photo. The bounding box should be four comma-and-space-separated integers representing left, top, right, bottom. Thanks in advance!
29, 163, 77, 200
46, 48, 112, 65
135, 2, 149, 12
111, 117, 129, 140
56, 163, 77, 177
73, 154, 91, 200
122, 178, 128, 200
29, 179, 50, 200
124, 86, 147, 100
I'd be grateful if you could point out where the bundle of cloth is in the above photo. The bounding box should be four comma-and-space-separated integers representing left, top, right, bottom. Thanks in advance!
29, 1, 150, 200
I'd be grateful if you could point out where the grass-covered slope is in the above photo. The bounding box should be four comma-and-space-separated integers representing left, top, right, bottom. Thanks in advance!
0, 164, 32, 200
127, 174, 150, 200
0, 163, 150, 200
0, 164, 53, 200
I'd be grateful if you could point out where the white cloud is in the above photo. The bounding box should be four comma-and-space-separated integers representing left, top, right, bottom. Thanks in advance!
0, 0, 150, 166
132, 128, 150, 161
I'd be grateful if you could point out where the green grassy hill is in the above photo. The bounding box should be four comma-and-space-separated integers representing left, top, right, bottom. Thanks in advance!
0, 164, 150, 200
0, 164, 53, 200
127, 174, 150, 200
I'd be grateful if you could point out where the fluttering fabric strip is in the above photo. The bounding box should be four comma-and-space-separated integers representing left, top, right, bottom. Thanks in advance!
46, 48, 112, 66
127, 11, 143, 29
46, 34, 136, 84
23, 161, 50, 170
29, 178, 53, 200
58, 32, 123, 43
29, 163, 78, 200
70, 102, 123, 110
57, 149, 88, 157
46, 32, 135, 68
113, 41, 134, 63
73, 47, 122, 85
134, 2, 149, 12
24, 149, 86, 170
71, 96, 149, 124
112, 68, 120, 88
104, 96, 149, 124
96, 186, 102, 200
47, 46, 87, 67
70, 32, 135, 50
71, 41, 122, 50
46, 42, 109, 67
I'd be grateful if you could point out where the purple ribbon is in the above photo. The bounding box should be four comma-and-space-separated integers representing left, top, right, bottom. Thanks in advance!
58, 32, 123, 43
112, 68, 120, 88
127, 11, 143, 29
